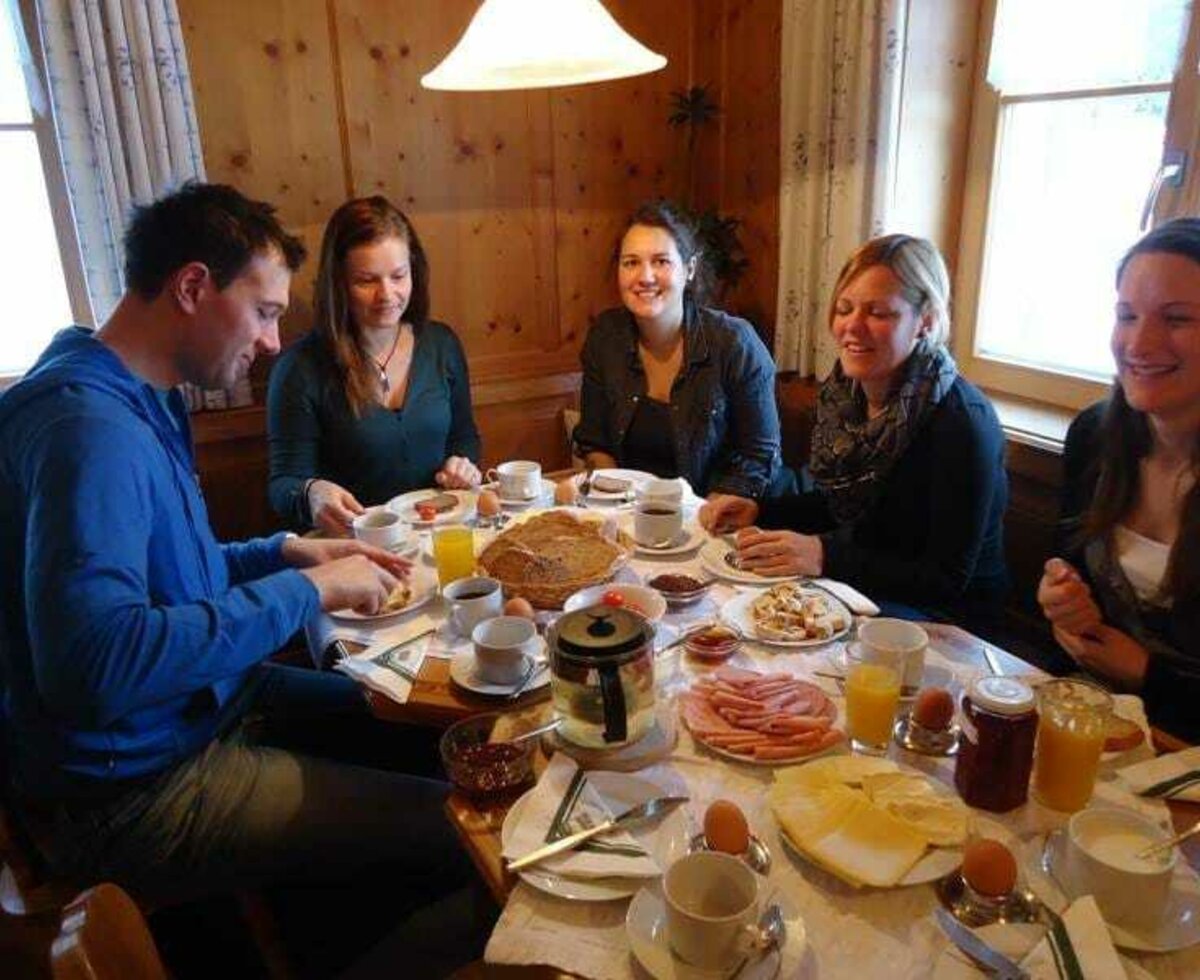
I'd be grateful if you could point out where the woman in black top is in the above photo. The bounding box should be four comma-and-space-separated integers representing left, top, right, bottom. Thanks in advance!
572, 201, 783, 499
701, 235, 1008, 625
1038, 219, 1200, 741
267, 198, 481, 534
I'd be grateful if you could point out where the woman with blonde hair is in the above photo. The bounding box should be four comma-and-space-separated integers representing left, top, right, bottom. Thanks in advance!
1038, 218, 1200, 740
702, 233, 1009, 625
268, 197, 481, 534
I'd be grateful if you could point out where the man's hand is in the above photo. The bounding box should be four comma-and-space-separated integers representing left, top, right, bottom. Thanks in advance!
307, 479, 365, 536
699, 494, 759, 533
281, 536, 411, 578
735, 527, 823, 577
435, 455, 481, 489
298, 554, 403, 614
1053, 624, 1149, 690
1038, 557, 1103, 635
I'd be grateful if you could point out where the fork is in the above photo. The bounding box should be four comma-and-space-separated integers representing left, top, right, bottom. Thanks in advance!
578, 466, 594, 498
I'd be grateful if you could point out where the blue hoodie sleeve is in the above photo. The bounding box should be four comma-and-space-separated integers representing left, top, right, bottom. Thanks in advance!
222, 533, 292, 585
23, 413, 319, 729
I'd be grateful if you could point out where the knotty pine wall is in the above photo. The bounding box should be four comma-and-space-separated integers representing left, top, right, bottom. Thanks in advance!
179, 0, 780, 535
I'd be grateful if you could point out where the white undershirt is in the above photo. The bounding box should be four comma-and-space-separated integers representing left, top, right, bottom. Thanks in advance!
1114, 524, 1172, 607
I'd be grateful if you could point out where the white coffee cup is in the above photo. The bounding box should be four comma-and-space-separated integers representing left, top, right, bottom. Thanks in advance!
443, 576, 504, 638
634, 501, 683, 548
351, 508, 411, 552
485, 460, 542, 501
638, 477, 685, 507
664, 852, 761, 969
472, 615, 539, 684
1064, 807, 1176, 931
856, 618, 927, 690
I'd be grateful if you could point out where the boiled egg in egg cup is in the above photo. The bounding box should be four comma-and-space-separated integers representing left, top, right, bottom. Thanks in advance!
936, 834, 1042, 927
894, 685, 961, 757
688, 799, 772, 875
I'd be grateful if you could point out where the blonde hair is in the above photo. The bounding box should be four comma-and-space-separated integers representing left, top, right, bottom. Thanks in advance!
829, 234, 951, 346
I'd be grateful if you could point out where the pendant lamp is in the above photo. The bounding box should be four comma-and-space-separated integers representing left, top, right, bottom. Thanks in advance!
421, 0, 667, 91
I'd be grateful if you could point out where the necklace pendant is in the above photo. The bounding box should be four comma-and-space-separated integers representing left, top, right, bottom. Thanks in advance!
379, 366, 390, 394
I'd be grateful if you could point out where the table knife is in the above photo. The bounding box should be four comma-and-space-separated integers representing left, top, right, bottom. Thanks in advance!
935, 908, 1030, 979
506, 795, 688, 872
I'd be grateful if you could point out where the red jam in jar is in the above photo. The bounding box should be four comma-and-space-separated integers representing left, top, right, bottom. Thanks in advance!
954, 676, 1037, 812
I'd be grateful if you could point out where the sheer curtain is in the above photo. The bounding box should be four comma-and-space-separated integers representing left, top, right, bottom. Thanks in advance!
36, 0, 205, 322
775, 0, 904, 377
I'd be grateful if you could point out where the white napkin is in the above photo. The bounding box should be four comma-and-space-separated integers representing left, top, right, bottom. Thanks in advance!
811, 578, 881, 616
1021, 896, 1126, 980
501, 753, 661, 880
1116, 745, 1200, 803
330, 617, 436, 705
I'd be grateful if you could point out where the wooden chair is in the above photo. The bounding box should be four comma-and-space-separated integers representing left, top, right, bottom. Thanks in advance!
50, 882, 166, 980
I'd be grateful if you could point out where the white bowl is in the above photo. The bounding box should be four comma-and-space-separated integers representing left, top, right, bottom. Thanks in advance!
562, 583, 667, 622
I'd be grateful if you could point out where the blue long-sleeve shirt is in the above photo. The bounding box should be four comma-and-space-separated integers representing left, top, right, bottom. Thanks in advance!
0, 328, 319, 800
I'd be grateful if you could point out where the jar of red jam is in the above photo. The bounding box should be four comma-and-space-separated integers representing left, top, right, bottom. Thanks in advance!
954, 676, 1037, 812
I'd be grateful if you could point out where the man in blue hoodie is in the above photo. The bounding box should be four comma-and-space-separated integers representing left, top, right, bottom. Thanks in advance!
0, 184, 464, 910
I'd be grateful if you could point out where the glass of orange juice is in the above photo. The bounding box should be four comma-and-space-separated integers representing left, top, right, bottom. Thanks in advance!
1033, 678, 1112, 812
845, 646, 903, 754
432, 524, 476, 588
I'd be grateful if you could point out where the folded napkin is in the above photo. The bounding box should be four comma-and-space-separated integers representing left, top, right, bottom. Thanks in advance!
1116, 745, 1200, 802
1021, 896, 1125, 980
329, 617, 436, 705
501, 753, 661, 880
811, 578, 881, 616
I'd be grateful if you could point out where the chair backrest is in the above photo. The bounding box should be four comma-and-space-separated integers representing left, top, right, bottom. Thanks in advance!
51, 882, 167, 980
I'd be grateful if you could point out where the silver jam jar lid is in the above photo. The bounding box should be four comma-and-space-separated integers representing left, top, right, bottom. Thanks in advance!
968, 676, 1035, 716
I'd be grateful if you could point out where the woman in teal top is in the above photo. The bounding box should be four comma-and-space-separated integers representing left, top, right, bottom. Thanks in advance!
268, 197, 481, 534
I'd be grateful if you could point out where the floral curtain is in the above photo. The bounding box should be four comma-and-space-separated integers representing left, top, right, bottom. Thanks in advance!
36, 0, 205, 323
775, 0, 904, 377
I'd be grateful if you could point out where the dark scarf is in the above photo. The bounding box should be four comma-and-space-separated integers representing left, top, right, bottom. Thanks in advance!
809, 339, 958, 523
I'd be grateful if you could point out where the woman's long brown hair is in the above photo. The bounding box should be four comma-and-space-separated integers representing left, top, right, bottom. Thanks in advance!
312, 197, 430, 416
1080, 218, 1200, 602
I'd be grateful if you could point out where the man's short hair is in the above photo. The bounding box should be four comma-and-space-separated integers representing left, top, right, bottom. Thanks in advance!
123, 182, 307, 299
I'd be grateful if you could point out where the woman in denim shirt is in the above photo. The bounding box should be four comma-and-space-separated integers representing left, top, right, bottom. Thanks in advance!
572, 201, 783, 499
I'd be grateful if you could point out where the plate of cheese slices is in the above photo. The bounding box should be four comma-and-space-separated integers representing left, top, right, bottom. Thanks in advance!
768, 755, 971, 888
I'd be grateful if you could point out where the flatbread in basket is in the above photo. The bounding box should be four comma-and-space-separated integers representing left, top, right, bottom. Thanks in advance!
477, 510, 632, 609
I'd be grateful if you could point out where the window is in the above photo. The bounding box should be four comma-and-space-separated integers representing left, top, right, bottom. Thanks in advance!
954, 0, 1199, 410
0, 0, 86, 378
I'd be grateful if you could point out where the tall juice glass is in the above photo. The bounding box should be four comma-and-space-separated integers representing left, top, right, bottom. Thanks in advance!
1033, 678, 1112, 812
845, 646, 903, 754
432, 524, 476, 588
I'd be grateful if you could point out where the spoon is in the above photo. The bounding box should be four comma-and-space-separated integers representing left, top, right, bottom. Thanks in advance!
732, 903, 785, 977
507, 717, 562, 744
1137, 818, 1200, 860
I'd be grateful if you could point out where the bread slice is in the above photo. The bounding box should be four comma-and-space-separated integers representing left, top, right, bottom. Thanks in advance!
1104, 714, 1145, 753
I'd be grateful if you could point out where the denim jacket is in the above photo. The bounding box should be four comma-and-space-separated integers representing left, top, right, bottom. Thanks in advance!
573, 305, 782, 498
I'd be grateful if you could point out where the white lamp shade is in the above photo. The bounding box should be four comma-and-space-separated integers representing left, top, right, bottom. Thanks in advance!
421, 0, 667, 91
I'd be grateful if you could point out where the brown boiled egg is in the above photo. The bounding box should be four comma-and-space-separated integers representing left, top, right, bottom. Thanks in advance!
504, 596, 535, 620
476, 489, 501, 519
554, 478, 580, 506
961, 838, 1017, 898
912, 687, 955, 732
704, 799, 750, 855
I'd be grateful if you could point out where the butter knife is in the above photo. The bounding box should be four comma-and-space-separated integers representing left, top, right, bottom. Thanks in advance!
506, 795, 688, 872
936, 909, 1029, 979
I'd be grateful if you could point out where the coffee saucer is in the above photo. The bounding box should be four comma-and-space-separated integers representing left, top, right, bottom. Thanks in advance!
625, 881, 806, 980
448, 649, 550, 697
1040, 829, 1200, 952
631, 525, 706, 557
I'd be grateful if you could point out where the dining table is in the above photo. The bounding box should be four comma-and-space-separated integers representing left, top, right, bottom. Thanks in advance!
324, 476, 1200, 979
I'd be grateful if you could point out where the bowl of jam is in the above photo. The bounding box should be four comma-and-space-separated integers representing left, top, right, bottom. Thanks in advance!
647, 573, 712, 608
682, 623, 743, 661
439, 712, 536, 799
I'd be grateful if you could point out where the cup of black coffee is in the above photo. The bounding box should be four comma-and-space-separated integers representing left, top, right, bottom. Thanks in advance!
443, 576, 503, 637
634, 502, 683, 548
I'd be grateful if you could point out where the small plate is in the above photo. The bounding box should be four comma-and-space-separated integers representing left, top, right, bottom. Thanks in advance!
448, 648, 550, 697
387, 488, 474, 526
329, 567, 438, 623
499, 771, 691, 901
1040, 829, 1200, 952
483, 478, 557, 508
699, 538, 801, 586
585, 468, 654, 502
720, 590, 851, 648
625, 880, 807, 980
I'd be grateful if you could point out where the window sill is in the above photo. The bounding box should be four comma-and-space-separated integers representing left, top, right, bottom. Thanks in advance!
985, 389, 1076, 456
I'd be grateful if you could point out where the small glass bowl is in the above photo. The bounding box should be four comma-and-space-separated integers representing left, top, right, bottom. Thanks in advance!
439, 712, 535, 799
683, 622, 743, 662
646, 573, 713, 609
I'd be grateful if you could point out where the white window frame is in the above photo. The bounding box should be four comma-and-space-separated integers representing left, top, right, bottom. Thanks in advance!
953, 0, 1197, 412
